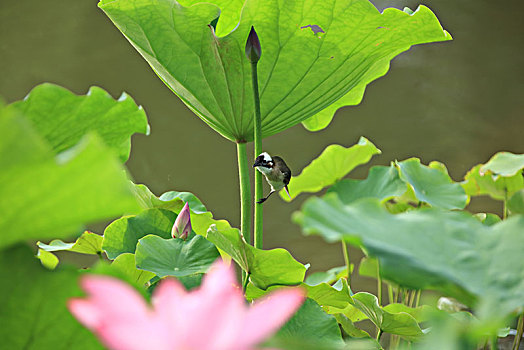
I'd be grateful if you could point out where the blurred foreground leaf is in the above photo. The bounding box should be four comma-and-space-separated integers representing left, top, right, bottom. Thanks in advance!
0, 107, 139, 250
295, 196, 524, 321
0, 246, 102, 349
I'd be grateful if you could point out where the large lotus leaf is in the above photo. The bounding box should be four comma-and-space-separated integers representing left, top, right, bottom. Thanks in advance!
38, 231, 103, 255
350, 292, 423, 340
305, 266, 349, 286
135, 234, 219, 277
462, 165, 523, 201
7, 83, 148, 162
207, 225, 306, 289
396, 158, 468, 209
508, 189, 524, 214
302, 85, 367, 131
132, 184, 233, 237
273, 298, 345, 348
246, 278, 351, 310
0, 108, 140, 250
481, 152, 524, 177
102, 208, 176, 260
281, 137, 381, 201
131, 183, 305, 287
177, 0, 243, 36
133, 184, 207, 214
295, 195, 524, 320
328, 165, 406, 204
334, 313, 371, 338
111, 253, 156, 285
99, 0, 450, 142
383, 304, 433, 323
0, 245, 102, 349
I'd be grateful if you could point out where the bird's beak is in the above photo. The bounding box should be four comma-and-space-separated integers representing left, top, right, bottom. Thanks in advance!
253, 159, 262, 167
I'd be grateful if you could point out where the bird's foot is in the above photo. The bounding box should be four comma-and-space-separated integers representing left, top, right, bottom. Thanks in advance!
257, 197, 268, 204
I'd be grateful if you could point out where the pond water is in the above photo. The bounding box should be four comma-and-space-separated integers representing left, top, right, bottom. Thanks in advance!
1, 0, 523, 292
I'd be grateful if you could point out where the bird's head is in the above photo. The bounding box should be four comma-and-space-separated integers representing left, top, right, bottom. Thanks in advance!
253, 152, 274, 171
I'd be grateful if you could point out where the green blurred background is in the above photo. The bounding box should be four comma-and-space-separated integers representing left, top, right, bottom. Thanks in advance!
1, 0, 523, 288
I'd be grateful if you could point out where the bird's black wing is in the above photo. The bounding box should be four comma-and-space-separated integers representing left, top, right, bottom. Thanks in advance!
273, 156, 291, 185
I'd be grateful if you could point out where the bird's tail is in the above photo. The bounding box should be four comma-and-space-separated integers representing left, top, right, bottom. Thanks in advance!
284, 185, 291, 200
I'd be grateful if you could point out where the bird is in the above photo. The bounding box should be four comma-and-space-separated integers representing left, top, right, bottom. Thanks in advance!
253, 152, 291, 204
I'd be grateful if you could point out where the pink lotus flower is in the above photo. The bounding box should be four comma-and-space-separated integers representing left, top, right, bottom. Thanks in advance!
68, 260, 305, 350
171, 202, 191, 240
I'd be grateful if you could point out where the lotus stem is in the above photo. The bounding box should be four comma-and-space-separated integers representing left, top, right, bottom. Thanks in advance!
415, 290, 421, 308
376, 328, 382, 342
491, 335, 498, 350
236, 142, 252, 243
388, 284, 394, 304
341, 241, 351, 284
251, 61, 263, 249
504, 189, 509, 219
377, 261, 382, 306
513, 314, 524, 350
237, 142, 252, 286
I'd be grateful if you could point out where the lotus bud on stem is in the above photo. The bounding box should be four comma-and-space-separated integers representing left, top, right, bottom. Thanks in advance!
172, 202, 191, 240
245, 26, 263, 249
245, 26, 261, 63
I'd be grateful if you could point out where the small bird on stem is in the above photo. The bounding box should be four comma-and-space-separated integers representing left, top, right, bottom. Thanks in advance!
253, 152, 291, 204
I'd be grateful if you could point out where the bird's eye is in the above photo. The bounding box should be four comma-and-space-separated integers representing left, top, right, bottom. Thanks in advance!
268, 162, 273, 167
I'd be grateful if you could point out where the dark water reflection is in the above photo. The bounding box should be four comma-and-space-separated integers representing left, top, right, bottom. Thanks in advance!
1, 0, 523, 292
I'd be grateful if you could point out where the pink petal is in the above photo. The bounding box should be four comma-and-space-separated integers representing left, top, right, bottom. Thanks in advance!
96, 317, 170, 350
79, 275, 150, 318
238, 288, 306, 347
162, 260, 246, 350
68, 298, 103, 330
70, 275, 170, 350
200, 259, 238, 294
151, 278, 188, 331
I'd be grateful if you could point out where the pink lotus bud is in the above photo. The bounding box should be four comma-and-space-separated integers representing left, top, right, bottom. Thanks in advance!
172, 203, 191, 240
245, 26, 261, 63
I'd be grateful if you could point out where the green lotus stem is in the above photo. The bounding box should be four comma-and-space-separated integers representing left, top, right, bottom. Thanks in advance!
504, 189, 509, 219
341, 241, 351, 284
409, 290, 417, 307
251, 61, 263, 249
490, 335, 498, 350
236, 142, 252, 243
377, 261, 382, 306
246, 26, 263, 249
388, 284, 394, 304
415, 290, 421, 308
513, 314, 524, 350
237, 142, 251, 287
376, 328, 382, 342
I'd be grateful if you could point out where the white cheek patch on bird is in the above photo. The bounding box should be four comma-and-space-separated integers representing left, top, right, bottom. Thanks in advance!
261, 152, 272, 162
